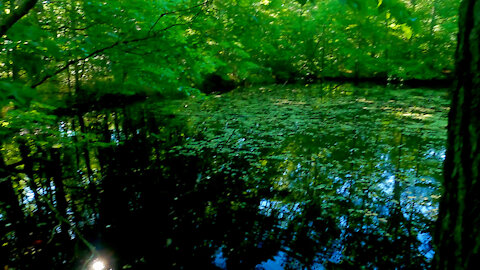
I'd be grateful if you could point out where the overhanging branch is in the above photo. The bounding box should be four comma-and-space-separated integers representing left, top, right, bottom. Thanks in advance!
0, 0, 38, 37
31, 1, 209, 88
148, 0, 210, 34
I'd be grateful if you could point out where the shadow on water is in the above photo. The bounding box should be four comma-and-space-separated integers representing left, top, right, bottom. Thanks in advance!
0, 83, 448, 269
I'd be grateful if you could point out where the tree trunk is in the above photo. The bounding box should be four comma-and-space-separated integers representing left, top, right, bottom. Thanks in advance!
434, 0, 480, 268
50, 148, 70, 241
0, 151, 30, 265
18, 140, 42, 210
0, 0, 38, 37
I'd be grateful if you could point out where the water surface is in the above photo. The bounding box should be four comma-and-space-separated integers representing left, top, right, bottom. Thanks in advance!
151, 83, 448, 269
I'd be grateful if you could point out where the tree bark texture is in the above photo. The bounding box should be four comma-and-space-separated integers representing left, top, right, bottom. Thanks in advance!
0, 0, 38, 37
434, 0, 480, 268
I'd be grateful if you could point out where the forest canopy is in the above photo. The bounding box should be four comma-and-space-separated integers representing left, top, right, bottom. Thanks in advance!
1, 0, 459, 102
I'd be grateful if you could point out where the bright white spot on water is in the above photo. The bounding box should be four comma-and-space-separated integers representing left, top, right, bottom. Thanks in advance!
91, 259, 106, 270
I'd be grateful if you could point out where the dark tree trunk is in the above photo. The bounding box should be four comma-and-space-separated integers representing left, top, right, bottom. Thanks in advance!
18, 140, 42, 209
434, 0, 480, 268
0, 153, 25, 228
50, 148, 70, 241
0, 0, 38, 37
0, 151, 30, 268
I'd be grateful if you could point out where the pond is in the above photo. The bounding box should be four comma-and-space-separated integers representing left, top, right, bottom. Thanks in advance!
2, 83, 449, 269
138, 83, 448, 269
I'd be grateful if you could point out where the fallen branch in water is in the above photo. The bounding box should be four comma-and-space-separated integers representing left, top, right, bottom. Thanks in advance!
41, 197, 98, 269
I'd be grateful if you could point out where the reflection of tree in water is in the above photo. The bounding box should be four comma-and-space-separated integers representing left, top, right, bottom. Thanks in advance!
0, 86, 446, 269
249, 99, 442, 268
84, 108, 284, 269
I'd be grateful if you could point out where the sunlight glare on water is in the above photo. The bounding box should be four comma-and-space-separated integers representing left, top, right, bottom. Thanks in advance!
90, 258, 106, 270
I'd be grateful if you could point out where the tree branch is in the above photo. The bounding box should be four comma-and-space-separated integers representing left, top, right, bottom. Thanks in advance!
148, 0, 210, 34
0, 0, 38, 37
31, 6, 206, 88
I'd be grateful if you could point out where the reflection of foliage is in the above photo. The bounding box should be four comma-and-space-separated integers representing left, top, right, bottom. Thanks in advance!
168, 83, 447, 268
0, 83, 448, 268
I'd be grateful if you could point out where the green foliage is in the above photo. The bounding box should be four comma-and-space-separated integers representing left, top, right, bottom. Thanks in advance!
0, 81, 37, 106
0, 0, 458, 268
0, 0, 460, 101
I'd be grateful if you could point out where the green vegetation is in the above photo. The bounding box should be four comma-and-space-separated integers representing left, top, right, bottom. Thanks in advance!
0, 0, 465, 269
1, 0, 459, 99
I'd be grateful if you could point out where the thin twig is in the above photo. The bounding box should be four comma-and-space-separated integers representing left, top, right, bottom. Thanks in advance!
41, 197, 97, 254
148, 1, 210, 34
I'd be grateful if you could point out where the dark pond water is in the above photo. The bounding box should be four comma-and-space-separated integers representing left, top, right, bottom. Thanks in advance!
2, 83, 448, 269
146, 83, 448, 269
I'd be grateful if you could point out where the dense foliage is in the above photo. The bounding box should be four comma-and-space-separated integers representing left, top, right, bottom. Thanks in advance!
1, 0, 459, 100
0, 0, 458, 269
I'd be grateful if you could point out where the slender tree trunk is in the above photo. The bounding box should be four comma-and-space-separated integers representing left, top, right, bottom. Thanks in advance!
18, 140, 43, 210
77, 113, 98, 218
0, 151, 29, 267
0, 152, 25, 222
320, 24, 326, 75
50, 148, 70, 241
434, 0, 480, 268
